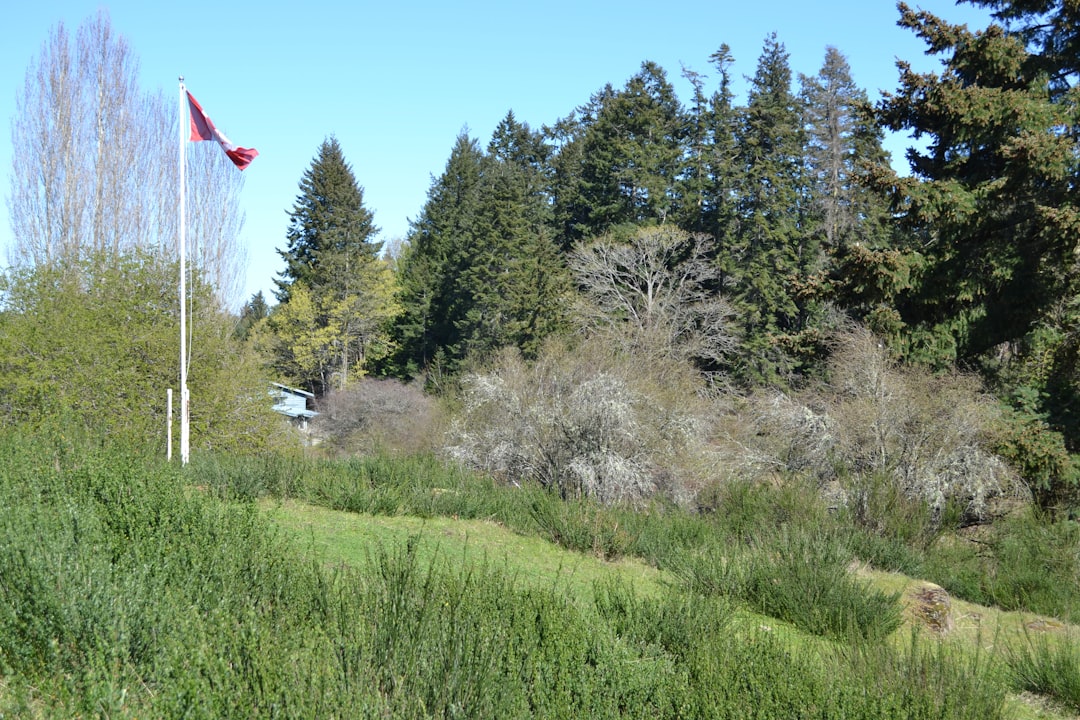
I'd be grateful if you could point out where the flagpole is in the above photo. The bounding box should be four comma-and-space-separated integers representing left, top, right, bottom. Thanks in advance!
178, 77, 190, 466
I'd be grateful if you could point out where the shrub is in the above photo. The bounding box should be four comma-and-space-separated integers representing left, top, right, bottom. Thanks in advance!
719, 327, 1026, 530
1005, 628, 1080, 711
825, 328, 1025, 524
313, 377, 443, 456
922, 513, 1080, 619
993, 391, 1080, 516
446, 339, 714, 505
675, 526, 903, 642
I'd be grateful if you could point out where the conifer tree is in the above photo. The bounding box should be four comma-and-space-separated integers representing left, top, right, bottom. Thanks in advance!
394, 127, 568, 377
677, 45, 741, 246
394, 133, 485, 375
877, 4, 1080, 369
800, 47, 902, 341
549, 63, 684, 246
728, 34, 809, 382
271, 137, 393, 393
877, 0, 1080, 505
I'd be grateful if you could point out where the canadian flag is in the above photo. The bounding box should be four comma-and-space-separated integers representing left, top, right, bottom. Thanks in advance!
186, 91, 258, 170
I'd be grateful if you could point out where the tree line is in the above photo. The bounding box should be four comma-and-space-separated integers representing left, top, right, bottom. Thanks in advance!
4, 2, 1080, 506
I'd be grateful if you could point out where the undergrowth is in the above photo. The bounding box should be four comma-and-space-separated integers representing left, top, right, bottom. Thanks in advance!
0, 428, 1024, 718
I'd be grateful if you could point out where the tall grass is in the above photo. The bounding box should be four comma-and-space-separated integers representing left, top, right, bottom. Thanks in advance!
0, 428, 1014, 718
1005, 629, 1080, 712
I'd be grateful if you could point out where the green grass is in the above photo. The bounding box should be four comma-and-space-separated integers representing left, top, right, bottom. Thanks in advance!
1, 428, 1078, 718
264, 497, 670, 603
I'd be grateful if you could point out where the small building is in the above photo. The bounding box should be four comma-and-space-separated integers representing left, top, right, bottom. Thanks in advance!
270, 382, 317, 429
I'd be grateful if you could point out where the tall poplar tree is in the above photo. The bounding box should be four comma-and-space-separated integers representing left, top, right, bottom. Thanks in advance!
8, 11, 247, 307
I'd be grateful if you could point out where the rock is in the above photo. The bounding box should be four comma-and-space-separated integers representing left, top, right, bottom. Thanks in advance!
909, 584, 954, 635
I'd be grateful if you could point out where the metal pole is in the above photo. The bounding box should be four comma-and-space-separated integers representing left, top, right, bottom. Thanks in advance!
178, 77, 190, 465
166, 388, 173, 461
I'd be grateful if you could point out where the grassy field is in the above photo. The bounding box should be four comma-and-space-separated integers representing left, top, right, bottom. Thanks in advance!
2, 429, 1079, 718
268, 496, 1080, 720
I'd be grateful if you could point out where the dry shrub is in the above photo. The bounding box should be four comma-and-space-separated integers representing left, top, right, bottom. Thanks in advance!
716, 327, 1027, 524
445, 339, 714, 505
314, 378, 443, 456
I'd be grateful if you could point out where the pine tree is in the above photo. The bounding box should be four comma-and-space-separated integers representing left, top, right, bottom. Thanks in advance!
877, 1, 1080, 472
877, 4, 1079, 365
550, 63, 684, 246
235, 290, 269, 340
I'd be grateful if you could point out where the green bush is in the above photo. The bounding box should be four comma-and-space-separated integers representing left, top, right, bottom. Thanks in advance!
922, 513, 1080, 620
676, 527, 902, 642
0, 429, 1015, 719
994, 397, 1079, 516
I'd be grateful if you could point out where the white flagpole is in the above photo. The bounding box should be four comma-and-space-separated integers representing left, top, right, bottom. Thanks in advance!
178, 77, 190, 465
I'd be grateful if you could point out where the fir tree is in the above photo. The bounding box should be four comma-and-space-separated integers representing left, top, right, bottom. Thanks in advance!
677, 45, 741, 247
275, 136, 379, 300
728, 34, 809, 382
800, 47, 902, 342
270, 137, 392, 393
393, 128, 568, 377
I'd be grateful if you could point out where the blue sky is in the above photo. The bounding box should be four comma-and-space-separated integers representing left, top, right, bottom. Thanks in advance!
1, 1, 995, 306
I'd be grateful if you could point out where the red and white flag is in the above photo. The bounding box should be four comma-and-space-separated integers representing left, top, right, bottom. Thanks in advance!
186, 91, 258, 170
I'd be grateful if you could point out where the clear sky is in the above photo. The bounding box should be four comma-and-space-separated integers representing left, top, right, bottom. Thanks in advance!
1, 1, 995, 308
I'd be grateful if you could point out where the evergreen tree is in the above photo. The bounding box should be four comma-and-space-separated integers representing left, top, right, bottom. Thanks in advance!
800, 47, 903, 341
276, 136, 379, 299
394, 127, 568, 377
549, 63, 684, 246
235, 290, 269, 340
676, 45, 741, 246
877, 4, 1080, 372
394, 133, 485, 375
728, 34, 810, 382
875, 0, 1080, 508
271, 137, 393, 393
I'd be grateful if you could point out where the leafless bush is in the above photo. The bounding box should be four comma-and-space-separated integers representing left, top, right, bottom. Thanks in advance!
826, 327, 1025, 520
716, 326, 1027, 522
445, 340, 714, 505
314, 378, 442, 456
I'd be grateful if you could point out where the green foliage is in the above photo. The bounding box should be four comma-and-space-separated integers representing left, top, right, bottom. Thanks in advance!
393, 129, 569, 377
994, 390, 1080, 513
270, 136, 395, 394
878, 3, 1080, 446
0, 251, 282, 453
922, 512, 1080, 620
0, 428, 1015, 719
724, 34, 815, 382
1005, 628, 1080, 712
676, 526, 903, 642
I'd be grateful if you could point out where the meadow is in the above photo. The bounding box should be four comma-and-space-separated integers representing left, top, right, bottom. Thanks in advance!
1, 425, 1078, 719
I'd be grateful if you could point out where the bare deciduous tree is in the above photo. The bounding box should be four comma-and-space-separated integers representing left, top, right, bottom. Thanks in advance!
6, 11, 247, 307
570, 226, 738, 367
